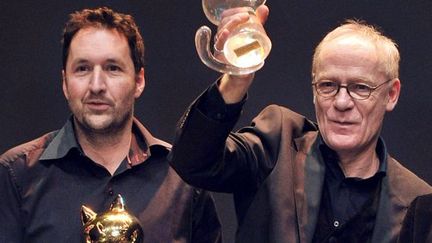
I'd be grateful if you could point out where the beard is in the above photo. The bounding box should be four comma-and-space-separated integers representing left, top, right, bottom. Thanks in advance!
70, 102, 134, 136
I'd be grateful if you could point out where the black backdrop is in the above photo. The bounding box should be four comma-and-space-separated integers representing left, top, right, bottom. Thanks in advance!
1, 1, 431, 242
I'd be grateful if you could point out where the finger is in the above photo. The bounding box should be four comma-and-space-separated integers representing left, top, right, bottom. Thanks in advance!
218, 12, 249, 30
220, 7, 253, 19
214, 28, 229, 53
215, 13, 248, 45
255, 5, 269, 25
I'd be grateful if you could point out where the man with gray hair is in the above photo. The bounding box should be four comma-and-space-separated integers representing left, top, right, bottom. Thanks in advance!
169, 5, 431, 243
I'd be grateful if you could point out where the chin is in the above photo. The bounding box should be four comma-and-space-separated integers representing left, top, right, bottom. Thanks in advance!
81, 115, 116, 131
324, 134, 359, 152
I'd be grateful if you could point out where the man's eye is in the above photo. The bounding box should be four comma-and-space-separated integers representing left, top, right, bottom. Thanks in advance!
75, 65, 90, 73
351, 84, 371, 92
106, 64, 122, 72
317, 81, 338, 91
319, 81, 337, 88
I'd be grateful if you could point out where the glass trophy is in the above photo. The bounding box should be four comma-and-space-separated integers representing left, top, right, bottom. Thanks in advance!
196, 0, 271, 75
81, 194, 143, 243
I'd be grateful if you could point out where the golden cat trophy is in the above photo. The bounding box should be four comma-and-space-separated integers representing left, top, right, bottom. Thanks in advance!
81, 194, 143, 243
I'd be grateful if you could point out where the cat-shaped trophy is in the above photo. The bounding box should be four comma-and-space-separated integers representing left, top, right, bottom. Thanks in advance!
81, 194, 143, 243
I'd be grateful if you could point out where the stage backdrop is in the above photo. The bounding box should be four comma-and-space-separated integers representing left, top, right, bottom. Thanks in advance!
1, 1, 431, 242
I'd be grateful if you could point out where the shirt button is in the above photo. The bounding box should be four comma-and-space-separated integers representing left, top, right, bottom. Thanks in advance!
333, 220, 340, 228
216, 113, 224, 119
108, 188, 114, 196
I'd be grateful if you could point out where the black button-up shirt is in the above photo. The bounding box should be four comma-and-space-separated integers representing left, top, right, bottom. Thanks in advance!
312, 137, 387, 242
319, 136, 387, 227
0, 117, 221, 243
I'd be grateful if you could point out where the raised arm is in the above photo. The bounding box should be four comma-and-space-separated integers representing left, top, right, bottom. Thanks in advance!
215, 5, 269, 104
169, 5, 274, 193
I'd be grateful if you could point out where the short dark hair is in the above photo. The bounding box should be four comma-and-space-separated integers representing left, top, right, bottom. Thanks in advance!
62, 7, 144, 73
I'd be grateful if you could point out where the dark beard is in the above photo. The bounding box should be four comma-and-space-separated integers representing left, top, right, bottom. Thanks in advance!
73, 108, 134, 138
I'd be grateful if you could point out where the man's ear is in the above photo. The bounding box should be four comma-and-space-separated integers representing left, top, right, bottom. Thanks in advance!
62, 70, 70, 100
386, 78, 401, 112
134, 68, 145, 98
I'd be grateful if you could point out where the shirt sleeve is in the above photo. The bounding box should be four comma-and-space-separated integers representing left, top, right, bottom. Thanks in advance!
191, 189, 222, 243
196, 80, 246, 123
0, 162, 24, 242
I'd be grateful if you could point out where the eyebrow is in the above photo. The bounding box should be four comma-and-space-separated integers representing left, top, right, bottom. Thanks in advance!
316, 77, 374, 84
105, 58, 126, 66
72, 59, 89, 65
70, 58, 127, 67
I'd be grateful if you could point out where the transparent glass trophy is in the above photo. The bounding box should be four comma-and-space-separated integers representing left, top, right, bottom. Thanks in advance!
196, 0, 271, 75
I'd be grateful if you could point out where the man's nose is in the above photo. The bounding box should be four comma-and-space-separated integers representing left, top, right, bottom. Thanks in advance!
89, 67, 106, 93
334, 87, 354, 110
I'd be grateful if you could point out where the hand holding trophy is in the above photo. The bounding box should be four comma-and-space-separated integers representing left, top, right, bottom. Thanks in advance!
196, 0, 271, 75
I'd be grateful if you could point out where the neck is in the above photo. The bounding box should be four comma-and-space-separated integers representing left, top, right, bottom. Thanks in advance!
337, 144, 380, 179
74, 119, 133, 175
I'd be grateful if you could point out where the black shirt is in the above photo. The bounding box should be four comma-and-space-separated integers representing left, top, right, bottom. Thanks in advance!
312, 137, 387, 242
319, 136, 387, 227
0, 117, 221, 243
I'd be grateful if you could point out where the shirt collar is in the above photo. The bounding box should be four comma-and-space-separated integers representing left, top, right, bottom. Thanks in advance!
39, 117, 80, 160
39, 116, 171, 166
375, 137, 387, 174
317, 134, 388, 177
127, 117, 171, 166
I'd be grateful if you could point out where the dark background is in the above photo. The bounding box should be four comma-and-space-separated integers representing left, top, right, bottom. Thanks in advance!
1, 1, 431, 242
